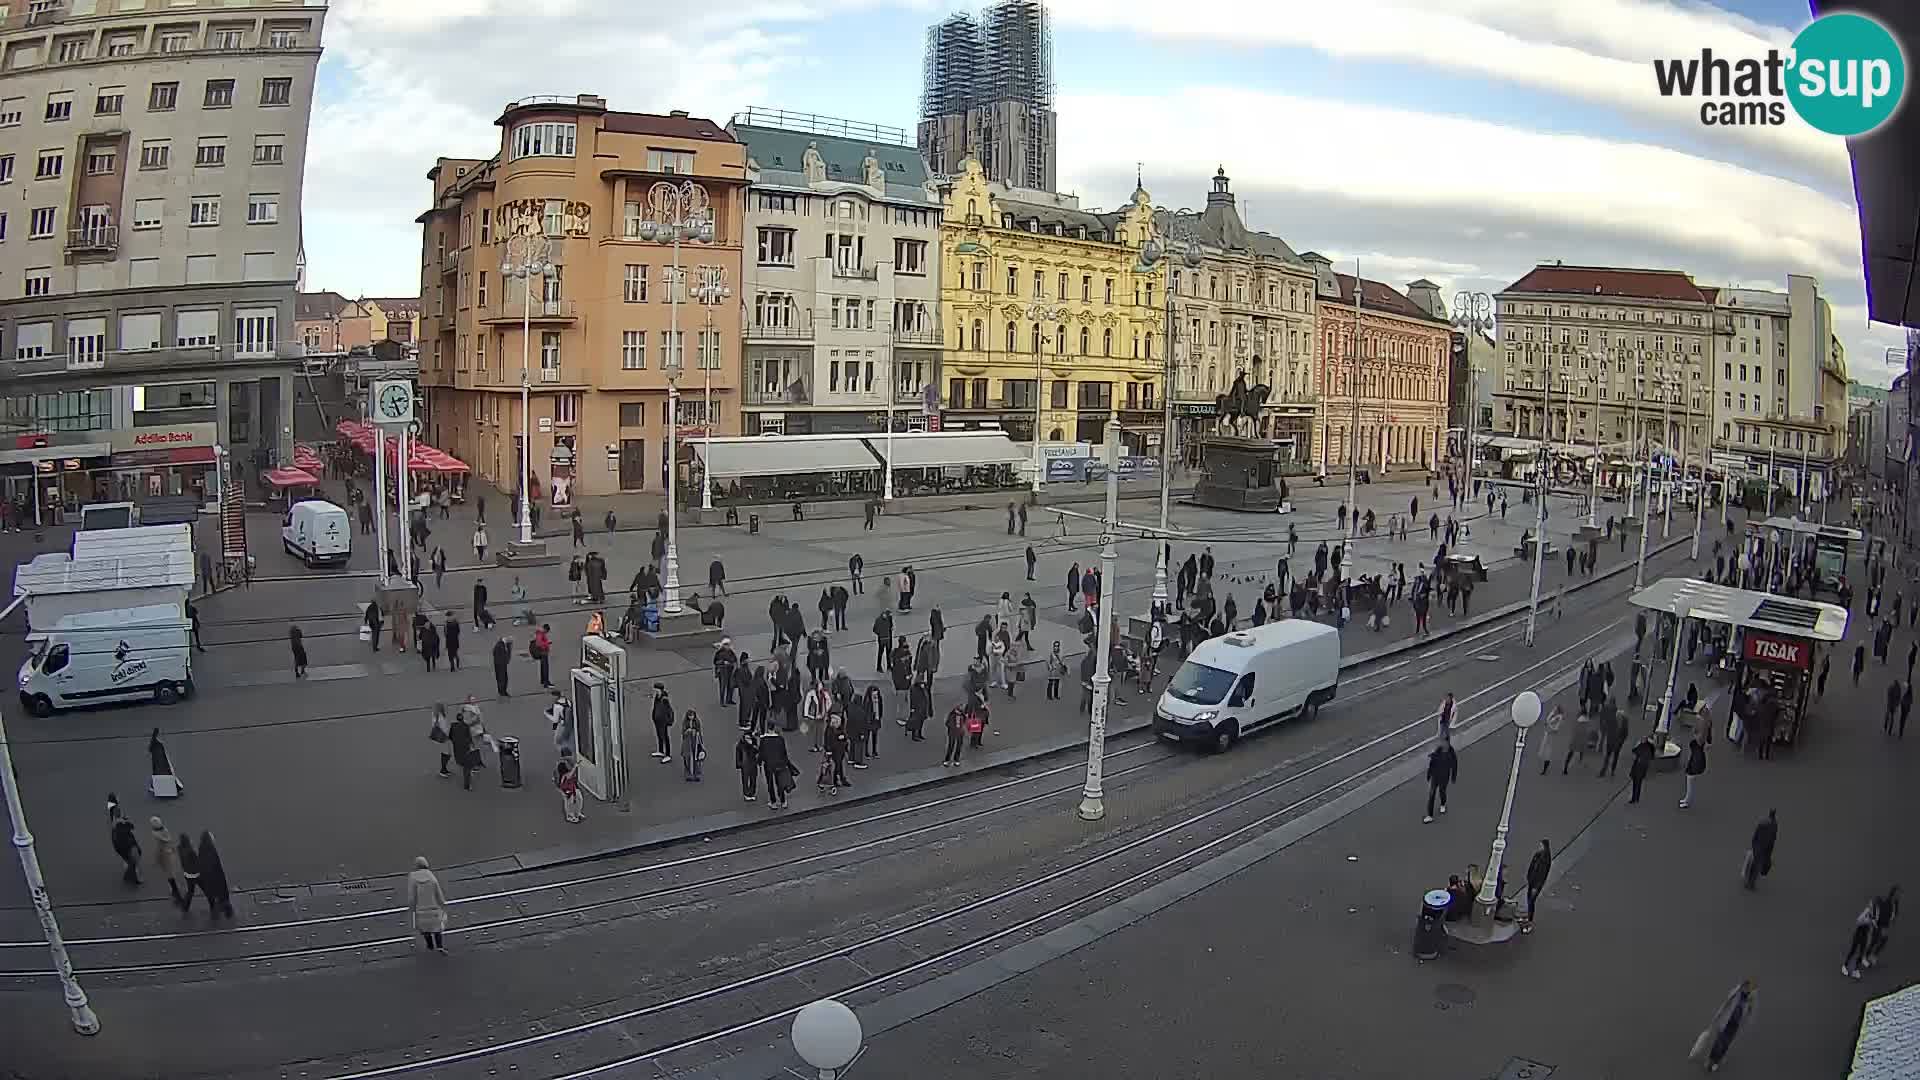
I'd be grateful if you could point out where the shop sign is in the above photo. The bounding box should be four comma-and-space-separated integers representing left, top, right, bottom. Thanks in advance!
1046, 458, 1086, 483
1743, 631, 1810, 670
1040, 442, 1091, 461
108, 424, 217, 453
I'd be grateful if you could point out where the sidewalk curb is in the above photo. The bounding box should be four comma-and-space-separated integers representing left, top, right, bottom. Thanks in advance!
498, 535, 1696, 878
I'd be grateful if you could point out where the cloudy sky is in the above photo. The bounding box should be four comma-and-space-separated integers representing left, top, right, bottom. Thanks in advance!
305, 0, 1907, 386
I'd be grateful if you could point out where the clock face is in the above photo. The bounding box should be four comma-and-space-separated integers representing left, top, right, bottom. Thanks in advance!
377, 385, 411, 420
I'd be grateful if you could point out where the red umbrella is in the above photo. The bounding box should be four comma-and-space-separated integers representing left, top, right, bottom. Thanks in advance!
263, 466, 318, 488
418, 446, 470, 473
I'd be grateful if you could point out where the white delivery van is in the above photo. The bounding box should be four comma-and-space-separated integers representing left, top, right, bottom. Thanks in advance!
18, 605, 194, 717
283, 499, 352, 568
1153, 620, 1340, 752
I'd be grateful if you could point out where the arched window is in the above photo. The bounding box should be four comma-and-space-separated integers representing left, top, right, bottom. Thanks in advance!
1080, 327, 1090, 354
1207, 364, 1217, 391
1056, 325, 1066, 354
1048, 427, 1064, 441
967, 199, 977, 218
971, 320, 983, 351
1031, 324, 1042, 353
1102, 328, 1113, 356
1144, 335, 1152, 360
1006, 322, 1016, 352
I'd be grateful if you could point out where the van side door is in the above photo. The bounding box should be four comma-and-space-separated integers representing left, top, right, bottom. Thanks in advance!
1228, 671, 1258, 725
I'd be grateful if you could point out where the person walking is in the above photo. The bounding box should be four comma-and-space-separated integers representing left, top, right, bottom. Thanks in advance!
491, 635, 511, 698
1066, 562, 1082, 611
1537, 706, 1564, 775
821, 715, 851, 793
1690, 979, 1757, 1071
473, 579, 493, 631
447, 707, 477, 789
419, 618, 441, 671
651, 684, 674, 763
473, 522, 488, 564
1680, 734, 1707, 809
571, 512, 586, 549
1865, 885, 1901, 969
873, 609, 894, 673
734, 728, 761, 802
1522, 839, 1552, 931
863, 684, 885, 759
289, 625, 308, 678
681, 710, 705, 782
1598, 698, 1627, 777
709, 558, 728, 596
1887, 678, 1903, 735
149, 816, 184, 905
907, 676, 932, 741
942, 706, 966, 766
110, 801, 141, 886
554, 757, 585, 823
1422, 737, 1457, 823
196, 832, 234, 918
1025, 545, 1037, 581
1742, 809, 1777, 891
532, 623, 553, 689
1045, 641, 1067, 700
364, 598, 384, 653
431, 702, 455, 777
1854, 642, 1866, 687
444, 614, 461, 671
1563, 705, 1593, 774
759, 727, 795, 809
406, 856, 450, 953
173, 828, 203, 911
1903, 681, 1915, 738
848, 553, 864, 594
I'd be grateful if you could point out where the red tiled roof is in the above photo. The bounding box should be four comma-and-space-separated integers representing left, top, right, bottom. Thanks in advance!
1327, 273, 1450, 326
603, 111, 734, 143
1502, 265, 1714, 303
296, 291, 349, 321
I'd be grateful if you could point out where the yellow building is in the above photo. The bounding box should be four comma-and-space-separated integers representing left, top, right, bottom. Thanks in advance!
937, 159, 1161, 450
361, 297, 422, 346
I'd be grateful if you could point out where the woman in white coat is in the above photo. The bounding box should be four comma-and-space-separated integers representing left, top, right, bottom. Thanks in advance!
407, 855, 449, 953
1536, 706, 1565, 775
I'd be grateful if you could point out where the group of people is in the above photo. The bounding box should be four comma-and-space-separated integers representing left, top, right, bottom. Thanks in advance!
108, 793, 232, 918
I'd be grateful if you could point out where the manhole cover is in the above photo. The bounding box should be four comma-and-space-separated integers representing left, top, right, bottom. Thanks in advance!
1497, 1059, 1555, 1080
1434, 982, 1477, 1006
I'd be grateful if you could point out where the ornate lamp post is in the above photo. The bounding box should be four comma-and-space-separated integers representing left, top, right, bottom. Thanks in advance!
1026, 300, 1068, 495
1476, 690, 1541, 921
1453, 290, 1492, 506
1138, 217, 1203, 614
499, 230, 555, 546
636, 180, 715, 616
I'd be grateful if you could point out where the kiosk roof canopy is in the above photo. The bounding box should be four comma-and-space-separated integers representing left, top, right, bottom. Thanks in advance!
1756, 516, 1864, 541
1629, 578, 1848, 642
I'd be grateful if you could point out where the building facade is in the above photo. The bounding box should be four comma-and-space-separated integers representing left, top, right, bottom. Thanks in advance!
1305, 254, 1452, 473
937, 158, 1159, 448
1493, 265, 1714, 470
1710, 276, 1846, 500
917, 1, 1057, 191
1156, 168, 1318, 464
728, 110, 942, 436
416, 95, 746, 503
0, 0, 323, 516
295, 291, 370, 356
1449, 326, 1498, 439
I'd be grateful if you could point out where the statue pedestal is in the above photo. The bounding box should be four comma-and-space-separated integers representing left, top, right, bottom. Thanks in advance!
1191, 436, 1282, 512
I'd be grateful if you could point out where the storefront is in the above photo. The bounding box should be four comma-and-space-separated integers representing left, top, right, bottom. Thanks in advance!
101, 424, 219, 505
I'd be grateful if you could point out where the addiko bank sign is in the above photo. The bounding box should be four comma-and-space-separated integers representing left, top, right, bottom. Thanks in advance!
108, 423, 218, 454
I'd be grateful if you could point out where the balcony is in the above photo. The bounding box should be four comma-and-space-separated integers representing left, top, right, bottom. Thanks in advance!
479, 298, 579, 325
896, 383, 932, 405
66, 224, 118, 255
746, 316, 814, 343
831, 263, 879, 281
746, 380, 811, 406
5, 340, 307, 381
891, 327, 943, 347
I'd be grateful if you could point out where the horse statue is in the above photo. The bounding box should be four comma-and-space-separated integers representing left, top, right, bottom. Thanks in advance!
1213, 372, 1273, 438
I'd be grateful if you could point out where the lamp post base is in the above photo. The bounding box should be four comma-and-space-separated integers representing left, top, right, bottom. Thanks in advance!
662, 544, 685, 616
1076, 794, 1106, 821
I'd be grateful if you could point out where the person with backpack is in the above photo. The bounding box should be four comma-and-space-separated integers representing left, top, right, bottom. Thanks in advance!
1680, 735, 1707, 809
555, 759, 585, 823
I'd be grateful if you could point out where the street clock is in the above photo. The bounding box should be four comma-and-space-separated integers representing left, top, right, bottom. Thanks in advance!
371, 379, 414, 426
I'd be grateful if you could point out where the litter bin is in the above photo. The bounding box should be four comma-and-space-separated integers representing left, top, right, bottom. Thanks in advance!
749, 513, 761, 535
1414, 888, 1450, 960
498, 736, 522, 788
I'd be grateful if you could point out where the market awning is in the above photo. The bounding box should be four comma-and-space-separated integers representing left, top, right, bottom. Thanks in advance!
694, 435, 882, 479
1629, 578, 1849, 642
874, 431, 1027, 469
263, 466, 318, 488
1849, 982, 1920, 1079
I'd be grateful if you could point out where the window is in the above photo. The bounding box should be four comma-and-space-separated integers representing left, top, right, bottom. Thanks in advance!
479, 212, 490, 245
895, 238, 926, 274
1105, 278, 1114, 304
67, 317, 104, 367
148, 82, 177, 111
95, 87, 123, 115
1080, 327, 1090, 354
0, 155, 11, 183
25, 267, 52, 296
259, 77, 291, 107
35, 150, 61, 179
105, 35, 137, 57
211, 27, 244, 49
176, 309, 218, 347
44, 91, 71, 121
1081, 275, 1091, 301
203, 79, 234, 108
120, 312, 162, 351
622, 330, 645, 369
132, 198, 162, 229
13, 321, 50, 359
1034, 269, 1043, 297
159, 31, 192, 54
1006, 265, 1018, 296
129, 258, 159, 287
193, 138, 225, 167
542, 199, 564, 237
85, 149, 115, 175
0, 98, 19, 126
557, 393, 579, 425
268, 28, 300, 49
508, 122, 577, 160
1102, 328, 1113, 356
243, 193, 279, 224
252, 137, 283, 165
242, 252, 274, 280
757, 227, 794, 266
646, 148, 694, 174
234, 308, 276, 356
541, 331, 561, 373
28, 207, 55, 237
622, 264, 646, 303
189, 196, 219, 226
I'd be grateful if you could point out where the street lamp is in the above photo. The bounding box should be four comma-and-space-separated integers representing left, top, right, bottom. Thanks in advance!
690, 265, 731, 513
1077, 420, 1123, 822
1026, 300, 1068, 496
636, 180, 716, 616
1453, 290, 1492, 506
1584, 366, 1603, 529
1634, 375, 1655, 590
1137, 219, 1204, 613
500, 230, 555, 546
1475, 689, 1541, 922
792, 998, 863, 1080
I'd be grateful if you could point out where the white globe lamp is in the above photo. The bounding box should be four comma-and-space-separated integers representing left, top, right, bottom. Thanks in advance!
792, 998, 863, 1079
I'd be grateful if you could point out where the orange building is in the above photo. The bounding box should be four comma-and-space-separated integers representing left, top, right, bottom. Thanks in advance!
416, 95, 746, 502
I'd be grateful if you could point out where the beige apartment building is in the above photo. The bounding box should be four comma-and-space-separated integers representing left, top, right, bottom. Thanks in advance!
0, 0, 322, 514
417, 95, 746, 503
1157, 168, 1319, 464
727, 109, 942, 435
1709, 275, 1848, 499
1493, 265, 1715, 462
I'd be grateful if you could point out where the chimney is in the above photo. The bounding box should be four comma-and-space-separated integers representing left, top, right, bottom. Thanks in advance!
670, 109, 690, 118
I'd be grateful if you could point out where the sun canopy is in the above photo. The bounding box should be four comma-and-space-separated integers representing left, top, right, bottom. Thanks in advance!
879, 431, 1027, 469
1629, 577, 1849, 642
693, 435, 881, 479
263, 466, 318, 488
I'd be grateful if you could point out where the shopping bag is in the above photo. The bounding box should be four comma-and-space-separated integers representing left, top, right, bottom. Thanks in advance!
1688, 1028, 1714, 1063
429, 721, 449, 743
358, 625, 373, 642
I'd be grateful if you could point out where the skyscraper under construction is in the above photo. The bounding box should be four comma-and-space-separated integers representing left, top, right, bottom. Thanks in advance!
919, 0, 1057, 192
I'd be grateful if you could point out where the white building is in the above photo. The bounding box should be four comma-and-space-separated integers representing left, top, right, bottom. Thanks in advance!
1709, 275, 1847, 499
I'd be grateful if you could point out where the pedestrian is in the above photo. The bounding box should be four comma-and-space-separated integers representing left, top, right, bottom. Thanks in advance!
1691, 979, 1757, 1070
759, 726, 795, 809
149, 816, 184, 904
406, 856, 450, 952
473, 523, 488, 563
567, 555, 584, 602
1855, 643, 1866, 686
1680, 734, 1707, 809
734, 728, 761, 801
109, 799, 141, 886
419, 617, 441, 671
1564, 706, 1592, 774
1903, 682, 1915, 738
942, 706, 966, 766
1025, 545, 1037, 580
1742, 809, 1777, 891
1007, 500, 1017, 535
1865, 885, 1901, 968
1887, 679, 1903, 735
444, 614, 461, 670
571, 512, 585, 549
889, 635, 913, 710
473, 579, 493, 630
1537, 706, 1564, 774
1018, 501, 1028, 536
364, 597, 384, 652
681, 710, 705, 782
1044, 641, 1067, 700
432, 547, 446, 590
288, 624, 308, 678
196, 831, 234, 918
709, 558, 727, 596
651, 684, 674, 763
821, 714, 851, 792
187, 602, 206, 653
908, 676, 932, 741
533, 623, 553, 688
1598, 699, 1626, 777
447, 706, 477, 789
1817, 654, 1830, 698
1436, 691, 1456, 740
1422, 737, 1457, 823
1066, 562, 1081, 611
1523, 839, 1552, 930
491, 636, 511, 698
849, 552, 864, 594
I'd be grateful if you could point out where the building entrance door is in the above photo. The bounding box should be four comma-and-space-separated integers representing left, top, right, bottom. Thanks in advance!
618, 439, 646, 491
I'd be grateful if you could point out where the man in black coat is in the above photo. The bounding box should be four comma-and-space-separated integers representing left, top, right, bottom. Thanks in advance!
830, 585, 850, 631
758, 729, 794, 809
1627, 736, 1654, 803
873, 610, 894, 672
472, 579, 491, 631
1743, 809, 1777, 890
650, 685, 674, 762
491, 636, 511, 698
1422, 738, 1457, 823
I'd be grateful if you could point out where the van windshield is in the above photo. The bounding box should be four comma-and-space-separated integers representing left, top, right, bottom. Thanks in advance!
1165, 661, 1236, 706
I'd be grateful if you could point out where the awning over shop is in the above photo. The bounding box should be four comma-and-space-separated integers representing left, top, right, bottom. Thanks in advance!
693, 435, 882, 479
263, 467, 318, 488
878, 431, 1027, 469
0, 442, 111, 465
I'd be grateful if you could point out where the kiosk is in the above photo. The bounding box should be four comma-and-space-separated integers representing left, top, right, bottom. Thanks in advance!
569, 634, 629, 804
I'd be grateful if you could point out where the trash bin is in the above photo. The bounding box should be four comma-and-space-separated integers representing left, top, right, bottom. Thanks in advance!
1414, 889, 1450, 960
498, 736, 522, 788
642, 602, 661, 633
749, 513, 761, 535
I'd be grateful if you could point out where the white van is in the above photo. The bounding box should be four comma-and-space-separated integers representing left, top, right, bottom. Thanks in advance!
1153, 620, 1340, 752
18, 605, 194, 717
283, 499, 352, 568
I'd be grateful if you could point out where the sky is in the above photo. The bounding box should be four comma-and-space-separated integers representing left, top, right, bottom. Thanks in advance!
304, 0, 1909, 387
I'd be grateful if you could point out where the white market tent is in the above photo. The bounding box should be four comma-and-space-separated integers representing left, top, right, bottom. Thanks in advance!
880, 430, 1028, 469
690, 430, 1028, 479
